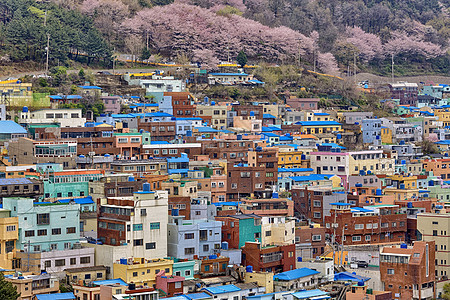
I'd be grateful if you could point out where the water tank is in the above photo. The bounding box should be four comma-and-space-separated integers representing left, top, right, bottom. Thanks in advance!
172, 209, 179, 216
446, 153, 449, 157
128, 176, 134, 182
211, 101, 215, 106
237, 134, 242, 140
407, 202, 413, 208
400, 140, 405, 145
297, 257, 302, 262
204, 96, 209, 103
336, 134, 342, 139
376, 136, 380, 140
355, 183, 363, 187
104, 154, 110, 157
400, 243, 407, 249
129, 283, 136, 290
359, 170, 366, 176
428, 180, 434, 186
209, 255, 217, 260
301, 155, 306, 160
221, 241, 229, 250
399, 183, 405, 189
120, 258, 127, 265
246, 265, 253, 273
354, 122, 359, 125
367, 170, 371, 175
250, 111, 255, 117
358, 280, 365, 286
401, 160, 406, 165
22, 106, 28, 113
273, 191, 279, 199
376, 189, 382, 196
142, 182, 151, 192
79, 155, 85, 158
436, 205, 443, 209
100, 113, 106, 117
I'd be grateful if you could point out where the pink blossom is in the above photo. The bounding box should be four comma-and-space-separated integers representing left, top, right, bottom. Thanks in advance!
345, 26, 383, 61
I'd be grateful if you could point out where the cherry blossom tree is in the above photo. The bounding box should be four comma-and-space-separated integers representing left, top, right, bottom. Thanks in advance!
317, 52, 339, 75
383, 30, 445, 59
345, 26, 383, 61
192, 49, 219, 69
121, 3, 315, 63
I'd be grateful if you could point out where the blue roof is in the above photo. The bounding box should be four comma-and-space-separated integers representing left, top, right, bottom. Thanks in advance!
334, 272, 370, 282
203, 284, 241, 294
330, 202, 351, 206
262, 132, 280, 138
176, 117, 203, 121
93, 278, 127, 286
49, 95, 82, 100
209, 73, 248, 76
290, 174, 335, 182
110, 114, 134, 118
321, 143, 346, 149
78, 85, 102, 89
0, 178, 32, 185
291, 289, 330, 300
263, 114, 276, 119
58, 196, 94, 205
351, 207, 373, 213
278, 168, 313, 173
212, 201, 241, 207
279, 136, 293, 141
314, 113, 330, 116
0, 121, 27, 134
248, 79, 265, 84
130, 103, 159, 107
195, 127, 219, 133
35, 293, 76, 300
273, 268, 319, 281
183, 292, 211, 300
151, 141, 170, 144
295, 121, 341, 126
436, 140, 450, 145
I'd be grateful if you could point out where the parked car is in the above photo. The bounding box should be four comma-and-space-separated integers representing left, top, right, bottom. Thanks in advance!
355, 260, 369, 268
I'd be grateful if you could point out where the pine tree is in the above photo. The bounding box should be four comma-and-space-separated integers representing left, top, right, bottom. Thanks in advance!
0, 272, 20, 300
236, 50, 248, 67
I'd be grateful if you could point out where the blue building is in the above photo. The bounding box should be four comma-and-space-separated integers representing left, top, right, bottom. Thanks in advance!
361, 119, 381, 145
3, 197, 80, 252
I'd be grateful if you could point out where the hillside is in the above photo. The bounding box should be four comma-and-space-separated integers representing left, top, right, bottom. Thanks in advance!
0, 0, 449, 75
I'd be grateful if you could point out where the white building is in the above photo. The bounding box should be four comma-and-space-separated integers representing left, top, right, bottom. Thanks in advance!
19, 108, 86, 127
261, 216, 296, 247
125, 74, 185, 93
167, 216, 222, 260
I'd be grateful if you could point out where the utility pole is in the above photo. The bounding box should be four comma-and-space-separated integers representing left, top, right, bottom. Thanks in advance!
27, 240, 31, 272
354, 52, 357, 86
45, 34, 50, 78
391, 53, 395, 84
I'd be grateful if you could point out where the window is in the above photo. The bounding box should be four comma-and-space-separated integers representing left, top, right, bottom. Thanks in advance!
70, 258, 76, 265
37, 213, 50, 225
44, 260, 51, 268
433, 230, 438, 236
118, 138, 128, 143
131, 137, 140, 143
365, 235, 371, 241
185, 270, 191, 276
85, 274, 91, 280
80, 257, 91, 264
266, 231, 272, 237
387, 269, 395, 275
352, 236, 361, 241
203, 244, 209, 252
185, 247, 195, 255
140, 209, 147, 216
133, 272, 138, 277
55, 259, 65, 267
146, 242, 156, 249
134, 239, 143, 246
33, 245, 41, 252
313, 212, 321, 219
313, 201, 321, 207
133, 224, 143, 231
355, 224, 364, 230
6, 225, 15, 232
312, 235, 321, 241
66, 227, 76, 234
37, 229, 47, 236
25, 230, 35, 237
185, 233, 194, 239
150, 222, 160, 230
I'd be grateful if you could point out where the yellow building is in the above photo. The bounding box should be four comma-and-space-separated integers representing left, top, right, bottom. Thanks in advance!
387, 174, 418, 189
113, 258, 173, 286
65, 266, 108, 284
434, 109, 450, 127
276, 146, 304, 168
0, 209, 18, 269
417, 212, 450, 279
380, 127, 392, 144
244, 271, 274, 293
263, 104, 279, 119
196, 104, 228, 129
6, 273, 60, 300
296, 121, 342, 135
383, 187, 419, 201
0, 82, 34, 107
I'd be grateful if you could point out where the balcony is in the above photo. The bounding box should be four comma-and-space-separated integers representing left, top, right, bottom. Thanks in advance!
413, 287, 433, 299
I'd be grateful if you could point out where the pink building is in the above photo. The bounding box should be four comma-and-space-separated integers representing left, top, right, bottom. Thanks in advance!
102, 96, 121, 114
286, 97, 319, 110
